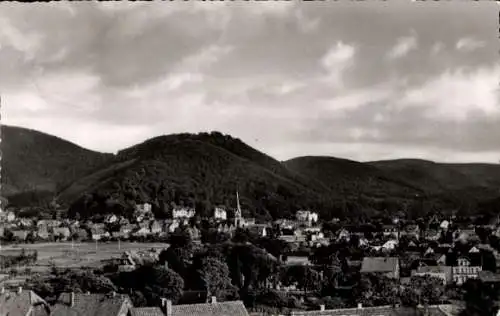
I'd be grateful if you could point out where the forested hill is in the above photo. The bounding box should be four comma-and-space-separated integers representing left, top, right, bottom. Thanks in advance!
62, 132, 334, 220
3, 126, 500, 220
0, 125, 113, 206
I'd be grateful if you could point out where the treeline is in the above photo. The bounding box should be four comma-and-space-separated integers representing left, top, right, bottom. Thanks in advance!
0, 249, 38, 269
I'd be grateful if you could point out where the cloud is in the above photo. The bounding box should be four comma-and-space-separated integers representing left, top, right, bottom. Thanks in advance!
431, 42, 445, 55
456, 37, 485, 52
320, 84, 396, 113
294, 9, 320, 33
400, 64, 500, 121
1, 2, 498, 163
0, 16, 43, 61
320, 41, 356, 87
387, 34, 417, 59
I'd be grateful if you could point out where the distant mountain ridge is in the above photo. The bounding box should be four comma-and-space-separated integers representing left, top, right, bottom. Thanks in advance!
2, 125, 500, 219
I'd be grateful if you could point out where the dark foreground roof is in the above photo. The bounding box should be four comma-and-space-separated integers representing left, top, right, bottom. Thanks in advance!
130, 307, 166, 316
172, 301, 249, 316
361, 257, 399, 273
0, 289, 50, 316
50, 292, 132, 316
289, 305, 449, 316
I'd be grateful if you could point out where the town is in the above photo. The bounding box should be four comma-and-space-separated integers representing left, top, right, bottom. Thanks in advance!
1, 192, 500, 315
0, 1, 497, 315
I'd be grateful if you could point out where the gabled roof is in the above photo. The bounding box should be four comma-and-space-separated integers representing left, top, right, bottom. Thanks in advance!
0, 289, 50, 316
130, 307, 165, 316
361, 257, 398, 273
172, 301, 249, 316
289, 305, 449, 316
50, 292, 132, 316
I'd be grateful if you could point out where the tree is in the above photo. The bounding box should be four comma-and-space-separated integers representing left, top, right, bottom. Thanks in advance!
461, 279, 498, 316
113, 265, 184, 305
193, 256, 238, 301
401, 276, 445, 307
24, 269, 116, 302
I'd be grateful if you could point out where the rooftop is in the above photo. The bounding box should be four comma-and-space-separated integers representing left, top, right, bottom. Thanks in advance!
289, 305, 450, 316
130, 307, 165, 316
172, 300, 249, 316
361, 257, 398, 273
50, 292, 132, 316
0, 288, 50, 316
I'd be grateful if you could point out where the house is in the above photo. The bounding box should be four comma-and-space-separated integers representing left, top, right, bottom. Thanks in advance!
382, 239, 398, 251
382, 225, 398, 237
91, 227, 110, 241
37, 225, 50, 240
185, 226, 200, 241
172, 207, 196, 219
244, 218, 256, 226
296, 210, 318, 226
6, 211, 16, 222
161, 297, 249, 316
337, 228, 350, 241
37, 220, 61, 228
12, 230, 29, 241
411, 266, 452, 284
120, 224, 137, 236
402, 224, 420, 239
50, 292, 133, 316
213, 207, 227, 221
135, 203, 152, 214
248, 224, 268, 237
132, 227, 151, 237
452, 256, 482, 285
360, 257, 400, 279
18, 218, 34, 228
150, 220, 163, 234
283, 255, 311, 266
426, 229, 441, 241
468, 246, 480, 254
105, 214, 119, 224
52, 227, 71, 241
0, 287, 51, 316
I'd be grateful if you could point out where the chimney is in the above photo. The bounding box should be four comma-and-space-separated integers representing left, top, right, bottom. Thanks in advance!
357, 303, 363, 309
17, 287, 22, 294
70, 292, 75, 307
319, 304, 325, 311
211, 296, 217, 304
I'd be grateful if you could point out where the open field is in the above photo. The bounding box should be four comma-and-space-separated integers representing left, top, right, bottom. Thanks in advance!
0, 241, 169, 272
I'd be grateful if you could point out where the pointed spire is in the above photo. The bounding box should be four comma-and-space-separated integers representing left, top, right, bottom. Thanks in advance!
236, 190, 242, 217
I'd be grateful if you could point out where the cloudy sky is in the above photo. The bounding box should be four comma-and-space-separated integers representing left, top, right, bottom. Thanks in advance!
1, 1, 499, 163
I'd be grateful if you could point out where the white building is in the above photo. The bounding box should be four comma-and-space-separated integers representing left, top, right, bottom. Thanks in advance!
452, 257, 481, 285
214, 207, 227, 221
172, 207, 196, 219
296, 210, 318, 225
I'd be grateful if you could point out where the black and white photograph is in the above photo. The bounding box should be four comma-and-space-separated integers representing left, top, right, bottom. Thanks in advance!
0, 1, 499, 315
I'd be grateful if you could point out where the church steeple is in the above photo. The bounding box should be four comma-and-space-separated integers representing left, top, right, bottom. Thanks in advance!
235, 190, 242, 228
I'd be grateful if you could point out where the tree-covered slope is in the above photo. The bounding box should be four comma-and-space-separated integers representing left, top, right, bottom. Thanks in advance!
1, 125, 113, 205
63, 132, 337, 220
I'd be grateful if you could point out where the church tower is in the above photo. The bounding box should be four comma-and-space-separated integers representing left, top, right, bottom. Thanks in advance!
234, 191, 242, 228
